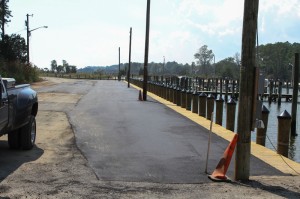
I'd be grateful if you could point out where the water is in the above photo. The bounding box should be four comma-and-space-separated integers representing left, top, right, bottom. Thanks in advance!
218, 89, 300, 163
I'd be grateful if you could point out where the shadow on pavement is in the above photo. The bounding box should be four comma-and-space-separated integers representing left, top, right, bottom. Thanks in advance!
0, 140, 44, 182
233, 180, 300, 198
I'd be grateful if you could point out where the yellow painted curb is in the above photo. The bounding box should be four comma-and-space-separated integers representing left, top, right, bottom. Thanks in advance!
128, 82, 300, 176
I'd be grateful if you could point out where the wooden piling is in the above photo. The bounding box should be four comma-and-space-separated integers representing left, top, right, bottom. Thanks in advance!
192, 91, 198, 114
215, 96, 224, 125
278, 81, 282, 106
186, 89, 192, 111
181, 89, 186, 109
226, 98, 236, 132
291, 53, 299, 136
225, 79, 229, 102
220, 79, 223, 98
268, 80, 273, 104
206, 94, 215, 120
277, 110, 292, 157
256, 105, 270, 146
215, 78, 218, 98
199, 93, 207, 117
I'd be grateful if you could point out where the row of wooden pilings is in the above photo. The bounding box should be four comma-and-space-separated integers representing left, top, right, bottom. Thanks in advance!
130, 79, 293, 158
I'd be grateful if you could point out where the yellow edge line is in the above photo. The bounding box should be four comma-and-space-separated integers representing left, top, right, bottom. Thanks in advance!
128, 82, 300, 176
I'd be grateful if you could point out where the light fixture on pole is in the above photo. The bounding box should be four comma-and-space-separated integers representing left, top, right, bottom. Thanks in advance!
26, 14, 48, 64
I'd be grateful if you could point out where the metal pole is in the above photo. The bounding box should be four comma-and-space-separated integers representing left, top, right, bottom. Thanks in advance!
143, 0, 151, 101
127, 27, 132, 88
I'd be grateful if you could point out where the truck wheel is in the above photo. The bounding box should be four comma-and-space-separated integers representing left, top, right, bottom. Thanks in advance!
20, 115, 36, 150
8, 130, 20, 149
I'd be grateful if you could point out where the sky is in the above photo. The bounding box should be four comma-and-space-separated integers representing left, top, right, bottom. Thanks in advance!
5, 0, 300, 69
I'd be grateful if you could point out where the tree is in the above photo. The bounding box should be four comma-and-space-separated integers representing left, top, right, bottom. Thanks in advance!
215, 57, 239, 79
62, 60, 70, 74
51, 60, 57, 72
0, 34, 27, 63
56, 65, 63, 73
69, 65, 77, 73
0, 0, 12, 37
194, 45, 214, 77
258, 42, 299, 80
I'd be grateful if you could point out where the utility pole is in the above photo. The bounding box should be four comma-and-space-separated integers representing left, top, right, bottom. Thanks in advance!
291, 53, 299, 136
143, 0, 151, 101
26, 14, 33, 63
1, 0, 5, 38
163, 56, 165, 78
127, 27, 132, 88
235, 0, 259, 180
118, 47, 121, 81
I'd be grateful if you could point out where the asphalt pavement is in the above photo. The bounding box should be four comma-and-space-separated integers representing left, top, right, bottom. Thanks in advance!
66, 80, 286, 184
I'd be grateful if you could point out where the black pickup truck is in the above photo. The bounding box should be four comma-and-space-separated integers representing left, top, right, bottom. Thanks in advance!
0, 77, 38, 150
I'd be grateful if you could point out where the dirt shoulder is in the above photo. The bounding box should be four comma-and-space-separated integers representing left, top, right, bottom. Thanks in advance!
0, 77, 300, 198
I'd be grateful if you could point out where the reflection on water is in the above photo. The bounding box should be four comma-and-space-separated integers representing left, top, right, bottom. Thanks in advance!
218, 88, 300, 163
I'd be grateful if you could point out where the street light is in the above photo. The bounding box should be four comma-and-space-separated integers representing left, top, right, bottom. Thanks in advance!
26, 14, 48, 64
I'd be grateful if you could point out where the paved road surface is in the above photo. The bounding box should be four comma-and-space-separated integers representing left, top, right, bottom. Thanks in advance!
68, 80, 286, 183
39, 79, 286, 183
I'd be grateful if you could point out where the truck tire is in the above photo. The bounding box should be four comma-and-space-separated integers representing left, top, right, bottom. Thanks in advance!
20, 115, 36, 150
8, 130, 20, 149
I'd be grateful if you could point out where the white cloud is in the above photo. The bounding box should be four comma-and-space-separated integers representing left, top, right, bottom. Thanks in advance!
176, 0, 243, 39
260, 0, 300, 20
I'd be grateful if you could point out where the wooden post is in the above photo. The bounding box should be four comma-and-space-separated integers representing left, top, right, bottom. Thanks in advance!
225, 79, 229, 102
220, 79, 223, 98
143, 0, 151, 101
286, 81, 289, 95
176, 87, 181, 106
118, 47, 121, 81
291, 53, 299, 136
235, 0, 259, 181
127, 27, 132, 88
268, 80, 273, 104
277, 110, 292, 157
206, 94, 215, 120
226, 98, 237, 132
232, 80, 235, 98
192, 91, 198, 114
181, 89, 186, 108
278, 81, 282, 106
256, 105, 269, 146
199, 93, 207, 117
186, 89, 192, 111
215, 96, 224, 125
215, 78, 218, 98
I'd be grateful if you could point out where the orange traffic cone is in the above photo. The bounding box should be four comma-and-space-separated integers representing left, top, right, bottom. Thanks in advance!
208, 133, 238, 182
138, 90, 143, 101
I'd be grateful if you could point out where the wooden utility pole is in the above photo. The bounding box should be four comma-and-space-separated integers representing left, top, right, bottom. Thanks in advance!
127, 27, 132, 88
235, 0, 259, 180
118, 47, 121, 81
26, 14, 31, 63
143, 0, 151, 101
291, 53, 299, 136
1, 0, 5, 38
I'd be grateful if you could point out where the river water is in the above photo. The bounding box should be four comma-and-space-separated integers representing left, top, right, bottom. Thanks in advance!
219, 88, 300, 163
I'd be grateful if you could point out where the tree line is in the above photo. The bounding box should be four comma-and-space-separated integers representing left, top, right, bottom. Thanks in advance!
79, 41, 299, 81
0, 0, 39, 83
47, 60, 77, 74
